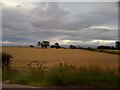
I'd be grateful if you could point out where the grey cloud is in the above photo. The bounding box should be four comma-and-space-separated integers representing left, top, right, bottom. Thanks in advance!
2, 2, 118, 46
70, 28, 118, 41
29, 2, 118, 31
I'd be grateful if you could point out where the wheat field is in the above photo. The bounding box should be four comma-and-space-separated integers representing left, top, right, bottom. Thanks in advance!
2, 46, 119, 70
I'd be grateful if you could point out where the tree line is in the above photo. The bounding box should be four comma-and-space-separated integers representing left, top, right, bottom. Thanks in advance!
37, 41, 61, 49
29, 40, 120, 50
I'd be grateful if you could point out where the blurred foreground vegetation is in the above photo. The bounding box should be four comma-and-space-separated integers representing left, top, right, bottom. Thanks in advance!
2, 64, 119, 88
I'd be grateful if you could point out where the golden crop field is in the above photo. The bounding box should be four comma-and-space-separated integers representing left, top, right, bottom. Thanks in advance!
2, 46, 119, 70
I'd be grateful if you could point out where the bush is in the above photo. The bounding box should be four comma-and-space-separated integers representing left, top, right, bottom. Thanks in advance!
1, 52, 13, 70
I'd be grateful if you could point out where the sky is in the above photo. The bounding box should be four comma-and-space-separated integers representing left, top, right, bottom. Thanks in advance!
1, 1, 119, 47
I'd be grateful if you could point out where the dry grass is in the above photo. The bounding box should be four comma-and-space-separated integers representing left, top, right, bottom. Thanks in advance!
2, 46, 118, 70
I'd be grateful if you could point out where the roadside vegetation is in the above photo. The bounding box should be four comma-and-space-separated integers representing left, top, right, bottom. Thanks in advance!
1, 52, 13, 70
2, 63, 119, 88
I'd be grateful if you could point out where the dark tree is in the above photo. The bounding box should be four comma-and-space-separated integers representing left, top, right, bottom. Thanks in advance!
97, 46, 111, 49
54, 43, 61, 49
30, 45, 34, 47
50, 45, 55, 48
38, 41, 41, 47
111, 46, 115, 50
37, 41, 50, 48
69, 45, 77, 49
40, 43, 44, 48
115, 41, 120, 50
1, 52, 13, 70
42, 41, 50, 48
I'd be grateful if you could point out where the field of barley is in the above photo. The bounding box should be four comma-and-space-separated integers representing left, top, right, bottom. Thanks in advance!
2, 46, 119, 70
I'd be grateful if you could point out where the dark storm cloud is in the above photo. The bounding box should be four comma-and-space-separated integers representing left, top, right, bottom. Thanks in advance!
2, 2, 118, 46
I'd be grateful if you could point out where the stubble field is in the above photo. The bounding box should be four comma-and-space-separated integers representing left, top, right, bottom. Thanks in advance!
2, 46, 118, 70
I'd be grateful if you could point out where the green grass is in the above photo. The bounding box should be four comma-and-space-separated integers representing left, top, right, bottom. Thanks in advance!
84, 48, 120, 55
2, 64, 119, 88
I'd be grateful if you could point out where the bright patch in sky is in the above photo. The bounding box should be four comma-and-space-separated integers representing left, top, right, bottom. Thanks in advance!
91, 40, 116, 45
1, 1, 20, 7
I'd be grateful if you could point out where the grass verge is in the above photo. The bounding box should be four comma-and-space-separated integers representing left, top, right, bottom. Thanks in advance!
2, 64, 119, 88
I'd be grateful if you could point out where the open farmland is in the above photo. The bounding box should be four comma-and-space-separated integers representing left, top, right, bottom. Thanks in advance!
2, 46, 118, 70
104, 50, 120, 54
